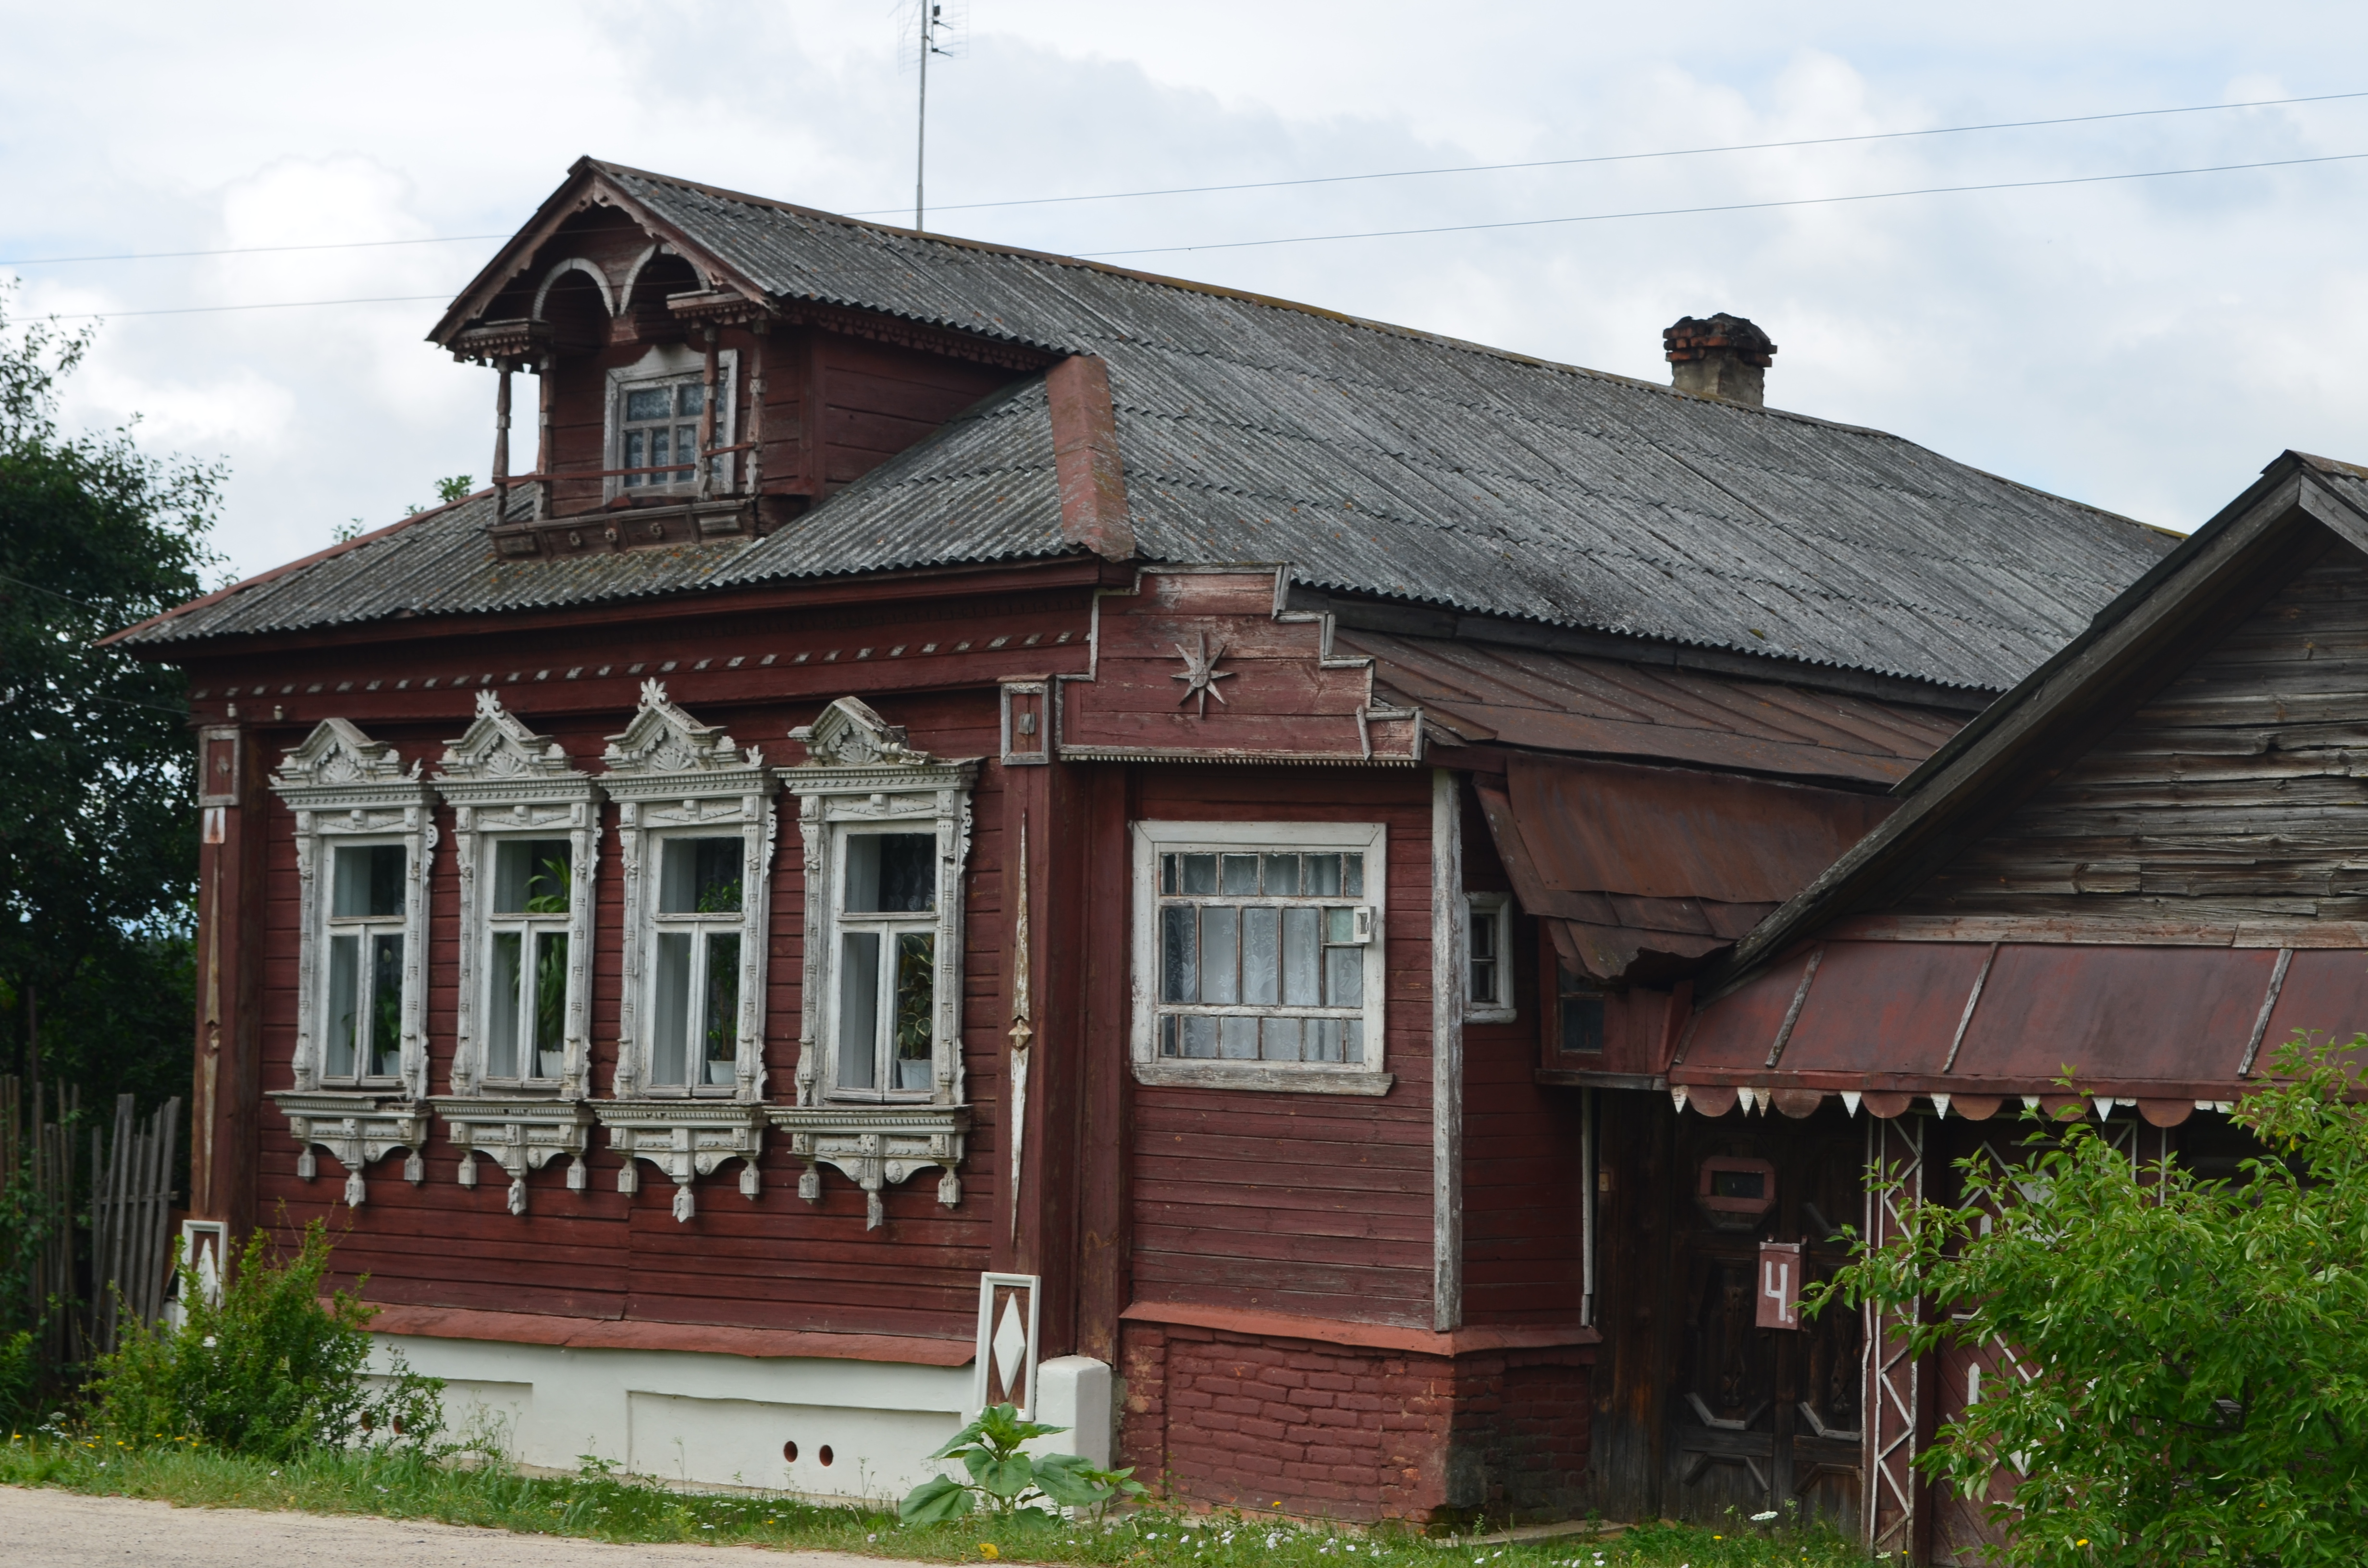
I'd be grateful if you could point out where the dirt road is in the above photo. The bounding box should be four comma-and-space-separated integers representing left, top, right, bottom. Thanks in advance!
4, 1487, 922, 1568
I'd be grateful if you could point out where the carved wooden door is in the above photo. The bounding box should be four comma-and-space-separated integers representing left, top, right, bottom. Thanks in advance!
1665, 1112, 1863, 1533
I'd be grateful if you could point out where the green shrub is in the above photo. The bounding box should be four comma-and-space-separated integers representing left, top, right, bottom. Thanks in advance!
86, 1218, 444, 1458
1818, 1034, 2368, 1566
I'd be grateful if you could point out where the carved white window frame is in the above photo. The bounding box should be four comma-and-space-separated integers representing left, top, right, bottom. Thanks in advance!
603, 343, 739, 503
432, 691, 602, 1101
272, 720, 435, 1100
600, 680, 777, 1104
1465, 891, 1516, 1024
1130, 819, 1392, 1096
764, 698, 976, 1231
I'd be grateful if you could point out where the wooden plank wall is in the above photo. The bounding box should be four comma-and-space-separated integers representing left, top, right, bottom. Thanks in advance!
1456, 785, 1587, 1325
1125, 766, 1440, 1329
250, 684, 1010, 1341
1906, 539, 2368, 922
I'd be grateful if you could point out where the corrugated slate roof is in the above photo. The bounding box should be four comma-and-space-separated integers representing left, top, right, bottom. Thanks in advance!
121, 160, 2178, 689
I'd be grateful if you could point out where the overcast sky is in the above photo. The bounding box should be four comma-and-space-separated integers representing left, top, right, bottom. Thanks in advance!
8, 2, 2368, 584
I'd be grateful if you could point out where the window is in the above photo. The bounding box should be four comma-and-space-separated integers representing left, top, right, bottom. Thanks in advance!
1465, 891, 1515, 1023
484, 838, 573, 1083
1131, 821, 1390, 1094
324, 842, 407, 1081
830, 829, 939, 1098
1555, 961, 1607, 1056
648, 835, 746, 1089
618, 376, 712, 491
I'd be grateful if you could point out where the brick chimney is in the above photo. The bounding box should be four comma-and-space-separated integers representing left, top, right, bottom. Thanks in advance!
1664, 313, 1776, 407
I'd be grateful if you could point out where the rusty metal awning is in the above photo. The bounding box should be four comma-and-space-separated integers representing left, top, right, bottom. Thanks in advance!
1673, 935, 2368, 1124
1476, 755, 1896, 983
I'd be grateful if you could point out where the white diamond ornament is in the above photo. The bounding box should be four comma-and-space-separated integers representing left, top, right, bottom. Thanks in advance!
992, 1295, 1029, 1400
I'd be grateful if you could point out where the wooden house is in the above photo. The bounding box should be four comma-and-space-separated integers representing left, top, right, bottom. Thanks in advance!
110, 159, 2173, 1529
1660, 450, 2368, 1561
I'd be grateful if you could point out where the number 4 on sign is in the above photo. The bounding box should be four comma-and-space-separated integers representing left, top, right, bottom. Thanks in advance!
1756, 1241, 1802, 1330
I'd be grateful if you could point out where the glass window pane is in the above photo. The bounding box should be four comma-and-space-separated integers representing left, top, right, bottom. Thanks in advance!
1179, 1015, 1219, 1058
368, 933, 404, 1077
844, 833, 935, 913
1259, 1016, 1303, 1061
333, 844, 405, 918
534, 931, 569, 1078
1160, 904, 1197, 1004
677, 380, 704, 417
893, 932, 936, 1090
677, 423, 698, 472
660, 837, 742, 914
1561, 993, 1605, 1054
487, 931, 522, 1080
1323, 906, 1357, 944
494, 839, 573, 914
1219, 1016, 1259, 1059
1469, 908, 1496, 961
649, 426, 672, 470
652, 931, 692, 1086
1342, 854, 1365, 897
1261, 854, 1298, 896
1342, 1018, 1364, 1065
625, 386, 670, 421
1241, 906, 1279, 1004
1469, 957, 1497, 1006
325, 933, 360, 1078
837, 931, 881, 1090
624, 428, 645, 486
1160, 855, 1177, 895
1308, 1018, 1344, 1063
703, 933, 740, 1085
1159, 1014, 1179, 1057
1180, 854, 1217, 895
1281, 906, 1320, 1005
1200, 906, 1239, 1004
1325, 945, 1363, 1006
1220, 855, 1259, 895
1306, 855, 1343, 896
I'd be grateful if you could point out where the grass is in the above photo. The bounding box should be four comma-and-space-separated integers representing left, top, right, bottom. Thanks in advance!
0, 1432, 1868, 1568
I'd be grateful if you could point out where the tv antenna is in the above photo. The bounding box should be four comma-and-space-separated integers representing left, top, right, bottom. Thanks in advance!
900, 0, 966, 232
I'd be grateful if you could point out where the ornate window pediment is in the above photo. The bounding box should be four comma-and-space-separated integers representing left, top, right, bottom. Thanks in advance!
593, 680, 774, 1219
769, 698, 976, 1229
267, 718, 436, 1205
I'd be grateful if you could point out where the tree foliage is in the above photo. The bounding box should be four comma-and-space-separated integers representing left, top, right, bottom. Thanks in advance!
1815, 1036, 2368, 1566
0, 289, 223, 1105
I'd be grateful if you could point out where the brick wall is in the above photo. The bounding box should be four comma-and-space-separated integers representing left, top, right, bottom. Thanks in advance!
1119, 1323, 1593, 1525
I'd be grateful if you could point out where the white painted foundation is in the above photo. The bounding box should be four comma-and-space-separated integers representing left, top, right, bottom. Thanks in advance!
370, 1334, 972, 1501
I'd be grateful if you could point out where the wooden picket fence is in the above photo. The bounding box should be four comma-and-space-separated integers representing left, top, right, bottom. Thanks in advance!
0, 1077, 182, 1361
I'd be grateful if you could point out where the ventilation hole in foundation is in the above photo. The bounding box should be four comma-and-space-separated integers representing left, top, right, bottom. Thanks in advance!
782, 1440, 798, 1463
818, 1445, 835, 1467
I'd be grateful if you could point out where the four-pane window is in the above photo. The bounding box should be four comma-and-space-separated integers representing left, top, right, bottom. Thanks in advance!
832, 830, 938, 1098
484, 838, 572, 1083
324, 843, 406, 1081
650, 835, 743, 1089
1155, 849, 1372, 1063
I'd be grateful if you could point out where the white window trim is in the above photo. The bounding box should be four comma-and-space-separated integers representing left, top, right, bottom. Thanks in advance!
1130, 819, 1393, 1096
590, 680, 774, 1222
602, 344, 740, 504
1465, 891, 1517, 1024
267, 718, 434, 1205
771, 697, 976, 1230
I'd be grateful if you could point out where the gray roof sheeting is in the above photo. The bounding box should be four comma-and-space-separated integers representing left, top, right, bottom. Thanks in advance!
123, 162, 2176, 690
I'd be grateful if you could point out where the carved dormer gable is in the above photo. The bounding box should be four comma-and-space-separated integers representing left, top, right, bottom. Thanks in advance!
789, 696, 930, 770
435, 689, 579, 783
274, 718, 418, 794
602, 679, 763, 777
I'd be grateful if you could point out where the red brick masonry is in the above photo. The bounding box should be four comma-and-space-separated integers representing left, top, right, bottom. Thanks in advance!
1119, 1320, 1594, 1525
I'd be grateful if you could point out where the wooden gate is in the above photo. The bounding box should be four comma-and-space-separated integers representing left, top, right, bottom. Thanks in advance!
1665, 1108, 1864, 1532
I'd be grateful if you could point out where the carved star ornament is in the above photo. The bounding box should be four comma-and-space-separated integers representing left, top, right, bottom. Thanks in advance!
1171, 631, 1237, 718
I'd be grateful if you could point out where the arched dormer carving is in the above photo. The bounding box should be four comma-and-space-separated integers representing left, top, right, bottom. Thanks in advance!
530, 257, 616, 320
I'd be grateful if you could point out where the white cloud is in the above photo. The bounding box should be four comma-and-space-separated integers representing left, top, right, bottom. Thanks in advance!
9, 0, 2368, 583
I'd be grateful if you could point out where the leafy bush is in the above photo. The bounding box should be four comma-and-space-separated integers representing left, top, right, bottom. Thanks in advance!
1818, 1035, 2368, 1566
900, 1402, 1144, 1523
86, 1219, 444, 1458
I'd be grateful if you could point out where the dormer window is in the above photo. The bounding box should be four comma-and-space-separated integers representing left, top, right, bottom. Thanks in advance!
619, 376, 706, 490
606, 350, 737, 502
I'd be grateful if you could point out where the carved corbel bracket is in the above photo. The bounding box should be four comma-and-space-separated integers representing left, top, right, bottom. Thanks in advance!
590, 1101, 766, 1223
763, 1103, 968, 1231
269, 1090, 431, 1207
431, 1096, 595, 1216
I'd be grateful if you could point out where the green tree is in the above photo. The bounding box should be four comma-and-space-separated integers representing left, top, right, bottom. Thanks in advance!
1817, 1036, 2368, 1566
0, 291, 223, 1115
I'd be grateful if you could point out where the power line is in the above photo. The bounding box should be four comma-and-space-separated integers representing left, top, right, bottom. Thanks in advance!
1079, 147, 2368, 258
853, 86, 2368, 218
42, 294, 455, 322
0, 233, 507, 269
